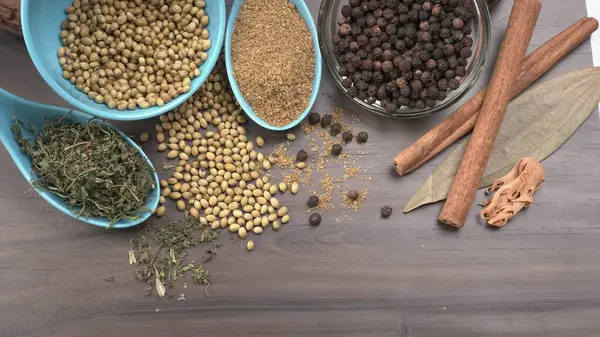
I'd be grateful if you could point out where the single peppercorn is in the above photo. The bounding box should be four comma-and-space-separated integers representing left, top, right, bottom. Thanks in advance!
347, 190, 360, 201
425, 59, 437, 70
308, 112, 321, 125
296, 149, 308, 162
356, 131, 369, 144
438, 78, 449, 91
381, 206, 393, 218
309, 213, 322, 226
448, 78, 460, 90
307, 195, 320, 208
456, 66, 466, 77
331, 144, 343, 156
330, 123, 342, 136
342, 131, 353, 143
347, 87, 358, 97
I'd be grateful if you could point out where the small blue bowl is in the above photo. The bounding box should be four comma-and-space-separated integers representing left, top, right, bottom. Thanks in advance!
224, 0, 322, 131
0, 89, 160, 229
21, 0, 226, 121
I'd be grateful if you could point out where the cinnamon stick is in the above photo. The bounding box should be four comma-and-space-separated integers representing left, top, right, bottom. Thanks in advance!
439, 0, 541, 228
393, 17, 598, 176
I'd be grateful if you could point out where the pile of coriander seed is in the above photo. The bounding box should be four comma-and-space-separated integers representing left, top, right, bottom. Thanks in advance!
58, 0, 211, 110
151, 58, 296, 250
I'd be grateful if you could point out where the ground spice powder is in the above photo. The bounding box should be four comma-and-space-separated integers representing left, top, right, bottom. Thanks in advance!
231, 0, 315, 127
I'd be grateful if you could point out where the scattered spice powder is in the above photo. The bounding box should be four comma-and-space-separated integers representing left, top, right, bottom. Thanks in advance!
341, 189, 369, 211
230, 0, 315, 127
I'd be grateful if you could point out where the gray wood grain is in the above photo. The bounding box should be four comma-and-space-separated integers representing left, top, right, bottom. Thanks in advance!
1, 1, 600, 336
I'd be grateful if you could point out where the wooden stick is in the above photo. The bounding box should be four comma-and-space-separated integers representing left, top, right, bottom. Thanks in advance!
439, 0, 541, 228
393, 17, 598, 176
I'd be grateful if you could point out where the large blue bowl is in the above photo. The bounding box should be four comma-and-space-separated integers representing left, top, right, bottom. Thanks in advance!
21, 0, 226, 121
224, 0, 322, 131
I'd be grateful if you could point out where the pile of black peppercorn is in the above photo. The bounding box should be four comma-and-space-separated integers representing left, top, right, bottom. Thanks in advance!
333, 0, 474, 113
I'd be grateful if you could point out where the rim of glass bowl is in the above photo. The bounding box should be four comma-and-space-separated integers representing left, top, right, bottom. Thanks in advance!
317, 0, 491, 119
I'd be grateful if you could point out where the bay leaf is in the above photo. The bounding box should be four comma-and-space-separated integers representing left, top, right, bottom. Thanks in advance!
404, 67, 600, 213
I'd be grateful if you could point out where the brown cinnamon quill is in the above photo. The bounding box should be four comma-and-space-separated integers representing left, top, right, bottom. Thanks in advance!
439, 0, 541, 228
393, 17, 599, 176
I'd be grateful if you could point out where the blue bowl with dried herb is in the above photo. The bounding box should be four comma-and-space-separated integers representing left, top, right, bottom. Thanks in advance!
224, 0, 322, 131
0, 89, 160, 229
21, 0, 226, 121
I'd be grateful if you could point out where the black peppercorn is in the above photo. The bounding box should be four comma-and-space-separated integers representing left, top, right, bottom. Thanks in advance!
308, 112, 320, 125
309, 212, 322, 226
381, 206, 393, 218
448, 78, 460, 90
457, 57, 467, 67
382, 60, 394, 73
341, 77, 353, 89
372, 70, 384, 82
307, 195, 320, 208
437, 59, 448, 71
452, 30, 464, 41
347, 190, 360, 201
460, 47, 472, 58
400, 85, 411, 97
425, 59, 437, 70
320, 114, 332, 128
351, 6, 364, 18
331, 144, 343, 156
347, 87, 358, 97
333, 35, 341, 45
456, 66, 466, 77
356, 131, 369, 144
415, 99, 426, 109
432, 48, 444, 60
445, 69, 455, 79
349, 0, 360, 6
382, 49, 394, 61
339, 23, 352, 36
341, 5, 353, 17
438, 78, 449, 91
452, 18, 464, 29
342, 131, 353, 143
296, 149, 308, 162
330, 123, 342, 136
356, 80, 369, 92
425, 98, 436, 107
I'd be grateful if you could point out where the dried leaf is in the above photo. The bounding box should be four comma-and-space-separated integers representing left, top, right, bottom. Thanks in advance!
155, 275, 166, 298
405, 67, 600, 212
128, 249, 137, 265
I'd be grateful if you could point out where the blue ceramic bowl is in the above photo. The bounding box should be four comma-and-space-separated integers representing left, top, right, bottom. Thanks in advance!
21, 0, 226, 121
0, 89, 160, 229
224, 0, 322, 131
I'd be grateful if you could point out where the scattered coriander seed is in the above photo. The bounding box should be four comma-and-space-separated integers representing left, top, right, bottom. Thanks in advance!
320, 114, 332, 128
156, 206, 166, 218
356, 132, 369, 144
256, 136, 265, 148
279, 182, 288, 192
252, 227, 263, 234
381, 206, 393, 218
296, 149, 308, 162
307, 195, 320, 208
286, 133, 297, 141
342, 131, 353, 143
330, 123, 342, 136
308, 112, 321, 125
309, 213, 321, 226
247, 240, 255, 251
291, 182, 299, 194
272, 221, 281, 230
331, 144, 343, 156
140, 132, 150, 143
347, 190, 360, 201
296, 162, 306, 169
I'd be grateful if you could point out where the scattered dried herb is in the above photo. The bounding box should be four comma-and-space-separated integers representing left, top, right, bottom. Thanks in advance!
13, 120, 155, 227
405, 68, 600, 212
130, 214, 220, 298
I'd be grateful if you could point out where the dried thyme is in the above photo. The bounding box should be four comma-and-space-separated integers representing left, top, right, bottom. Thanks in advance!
13, 120, 154, 226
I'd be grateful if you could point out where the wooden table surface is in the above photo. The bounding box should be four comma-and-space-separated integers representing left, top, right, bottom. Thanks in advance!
1, 1, 600, 336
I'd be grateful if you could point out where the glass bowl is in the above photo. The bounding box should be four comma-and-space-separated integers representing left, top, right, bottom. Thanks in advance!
318, 0, 491, 119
